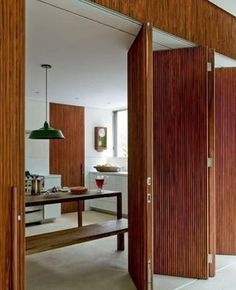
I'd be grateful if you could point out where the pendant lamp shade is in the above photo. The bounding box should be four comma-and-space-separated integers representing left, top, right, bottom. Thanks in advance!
29, 64, 64, 139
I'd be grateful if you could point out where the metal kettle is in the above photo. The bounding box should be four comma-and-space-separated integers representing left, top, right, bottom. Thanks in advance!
31, 175, 44, 195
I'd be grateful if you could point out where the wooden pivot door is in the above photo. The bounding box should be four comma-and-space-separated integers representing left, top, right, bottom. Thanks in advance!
128, 23, 153, 290
153, 47, 216, 279
50, 103, 85, 213
215, 68, 236, 255
0, 0, 25, 289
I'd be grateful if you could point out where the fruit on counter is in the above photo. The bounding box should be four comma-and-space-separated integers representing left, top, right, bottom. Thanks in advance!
94, 163, 121, 172
96, 163, 119, 167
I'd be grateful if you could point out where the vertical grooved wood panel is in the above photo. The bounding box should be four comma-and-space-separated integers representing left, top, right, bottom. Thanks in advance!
153, 47, 209, 278
50, 103, 85, 213
128, 24, 153, 290
0, 0, 25, 289
215, 68, 236, 255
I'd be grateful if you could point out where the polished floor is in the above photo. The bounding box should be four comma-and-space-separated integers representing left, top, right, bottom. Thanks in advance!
26, 212, 236, 290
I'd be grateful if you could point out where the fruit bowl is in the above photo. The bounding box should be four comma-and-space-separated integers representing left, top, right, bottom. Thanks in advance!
94, 165, 121, 172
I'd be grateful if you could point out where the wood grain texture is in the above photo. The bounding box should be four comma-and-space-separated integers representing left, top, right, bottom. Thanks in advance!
25, 190, 122, 206
91, 0, 236, 60
92, 0, 150, 23
215, 68, 236, 255
153, 47, 209, 279
0, 0, 25, 289
128, 24, 153, 290
26, 218, 128, 255
208, 49, 216, 277
151, 0, 236, 60
50, 103, 85, 213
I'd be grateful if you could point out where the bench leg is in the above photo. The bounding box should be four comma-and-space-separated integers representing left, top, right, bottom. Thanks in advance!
117, 193, 124, 251
117, 233, 124, 251
77, 200, 83, 227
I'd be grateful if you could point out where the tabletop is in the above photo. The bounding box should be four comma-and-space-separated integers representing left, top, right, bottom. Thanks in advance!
25, 190, 121, 206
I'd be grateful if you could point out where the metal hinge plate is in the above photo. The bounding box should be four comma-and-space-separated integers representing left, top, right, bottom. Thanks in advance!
208, 254, 213, 264
147, 177, 152, 186
147, 259, 152, 289
207, 62, 212, 72
147, 193, 152, 203
208, 157, 213, 168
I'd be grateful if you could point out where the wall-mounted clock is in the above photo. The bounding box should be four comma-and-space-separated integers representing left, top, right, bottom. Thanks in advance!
95, 127, 107, 152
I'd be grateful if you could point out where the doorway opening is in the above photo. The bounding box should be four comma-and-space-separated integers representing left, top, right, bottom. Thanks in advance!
25, 1, 141, 289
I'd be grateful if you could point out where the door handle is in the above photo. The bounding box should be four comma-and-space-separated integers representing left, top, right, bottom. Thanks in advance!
80, 163, 84, 186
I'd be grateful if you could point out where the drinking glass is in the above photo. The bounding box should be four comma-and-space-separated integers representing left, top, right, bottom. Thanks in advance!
95, 175, 105, 192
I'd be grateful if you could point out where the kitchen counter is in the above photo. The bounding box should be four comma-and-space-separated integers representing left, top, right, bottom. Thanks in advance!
89, 171, 128, 176
89, 171, 128, 215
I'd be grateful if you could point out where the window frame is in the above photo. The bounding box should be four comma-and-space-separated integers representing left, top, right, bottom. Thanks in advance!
113, 108, 128, 157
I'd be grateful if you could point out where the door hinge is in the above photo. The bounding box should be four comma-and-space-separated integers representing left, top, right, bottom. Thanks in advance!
147, 193, 152, 203
147, 259, 152, 289
208, 254, 213, 264
207, 62, 212, 72
208, 157, 213, 168
147, 177, 152, 186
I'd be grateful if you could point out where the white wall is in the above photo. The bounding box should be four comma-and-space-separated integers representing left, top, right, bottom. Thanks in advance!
84, 107, 113, 187
25, 98, 49, 175
25, 102, 114, 181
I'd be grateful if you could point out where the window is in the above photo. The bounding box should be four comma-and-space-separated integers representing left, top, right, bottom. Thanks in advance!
113, 110, 128, 157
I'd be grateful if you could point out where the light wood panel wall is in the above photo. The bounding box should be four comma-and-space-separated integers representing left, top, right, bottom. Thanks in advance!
91, 0, 236, 60
0, 0, 25, 289
153, 47, 209, 278
215, 68, 236, 254
151, 1, 236, 61
50, 103, 85, 213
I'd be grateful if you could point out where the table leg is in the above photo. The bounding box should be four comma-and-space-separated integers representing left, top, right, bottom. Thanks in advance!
117, 192, 124, 251
77, 200, 83, 227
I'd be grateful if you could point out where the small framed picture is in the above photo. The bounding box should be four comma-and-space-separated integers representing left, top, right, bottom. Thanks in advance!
94, 127, 107, 152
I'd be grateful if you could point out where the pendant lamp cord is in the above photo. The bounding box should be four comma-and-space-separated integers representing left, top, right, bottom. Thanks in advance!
45, 66, 48, 122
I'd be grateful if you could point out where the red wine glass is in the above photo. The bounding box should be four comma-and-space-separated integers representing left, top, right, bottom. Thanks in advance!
95, 175, 105, 192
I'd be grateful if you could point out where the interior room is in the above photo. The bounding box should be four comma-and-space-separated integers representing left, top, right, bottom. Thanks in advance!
25, 1, 134, 289
1, 1, 236, 290
24, 1, 191, 289
24, 1, 236, 290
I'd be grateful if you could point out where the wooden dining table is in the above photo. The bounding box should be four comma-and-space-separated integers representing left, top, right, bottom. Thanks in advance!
25, 190, 128, 255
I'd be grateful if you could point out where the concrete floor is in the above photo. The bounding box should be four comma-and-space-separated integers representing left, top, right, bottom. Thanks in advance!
26, 212, 236, 290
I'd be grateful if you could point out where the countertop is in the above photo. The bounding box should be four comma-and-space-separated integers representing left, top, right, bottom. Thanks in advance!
89, 171, 128, 176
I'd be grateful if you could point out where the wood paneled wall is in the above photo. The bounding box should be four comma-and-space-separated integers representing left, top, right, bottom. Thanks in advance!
215, 68, 236, 254
91, 0, 236, 60
153, 47, 209, 278
50, 103, 85, 213
151, 1, 236, 61
0, 0, 25, 289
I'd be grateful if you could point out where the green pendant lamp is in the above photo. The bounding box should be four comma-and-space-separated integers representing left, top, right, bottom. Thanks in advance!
29, 64, 64, 139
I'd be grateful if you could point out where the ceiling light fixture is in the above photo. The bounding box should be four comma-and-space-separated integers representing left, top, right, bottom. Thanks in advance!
29, 64, 64, 139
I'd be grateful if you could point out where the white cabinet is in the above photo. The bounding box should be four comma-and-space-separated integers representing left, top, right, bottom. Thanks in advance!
89, 172, 128, 216
43, 175, 61, 219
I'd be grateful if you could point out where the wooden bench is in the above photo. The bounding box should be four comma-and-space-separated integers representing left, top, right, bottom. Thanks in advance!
26, 218, 128, 255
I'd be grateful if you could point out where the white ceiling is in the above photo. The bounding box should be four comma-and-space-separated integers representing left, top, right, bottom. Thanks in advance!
209, 0, 236, 17
27, 0, 236, 109
26, 0, 199, 109
26, 0, 138, 109
215, 52, 236, 68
